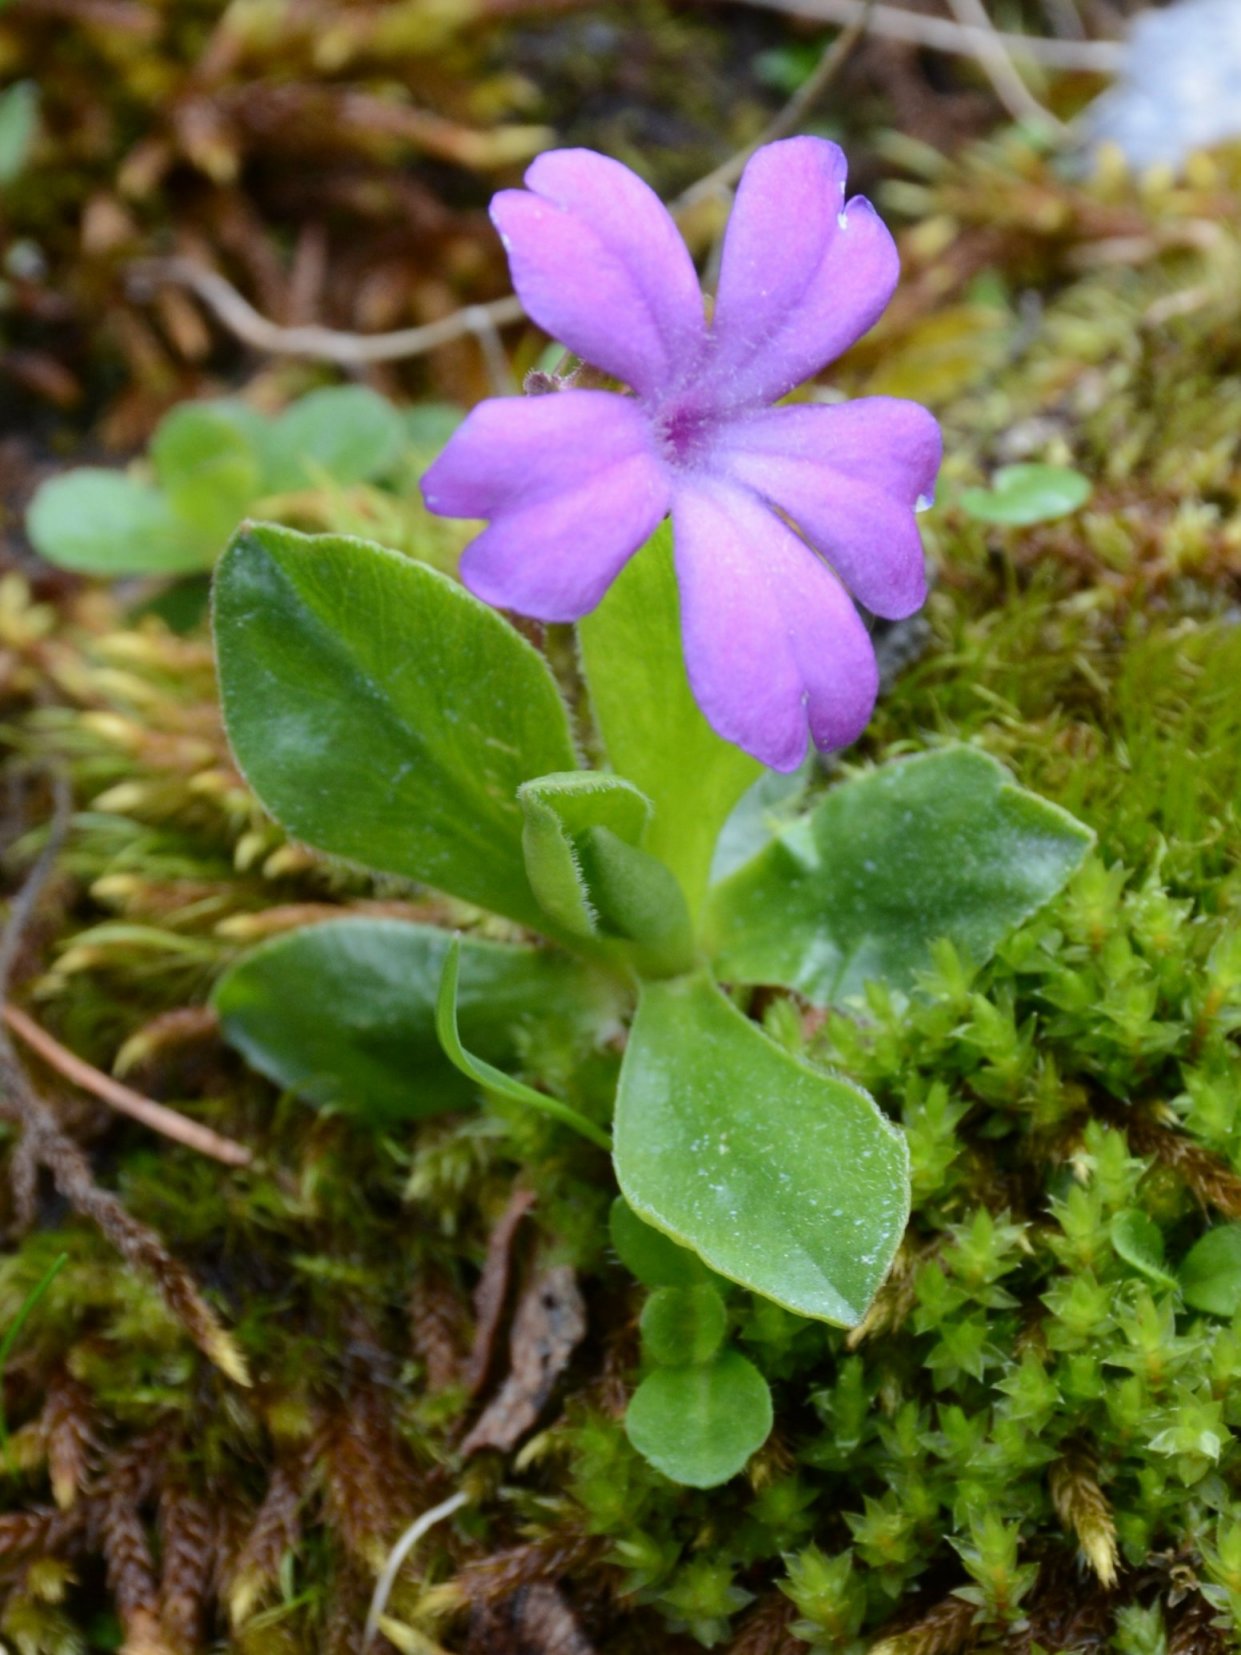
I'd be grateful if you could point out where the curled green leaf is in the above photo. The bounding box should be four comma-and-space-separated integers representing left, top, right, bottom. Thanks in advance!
214, 916, 618, 1125
435, 938, 612, 1151
1110, 1209, 1176, 1288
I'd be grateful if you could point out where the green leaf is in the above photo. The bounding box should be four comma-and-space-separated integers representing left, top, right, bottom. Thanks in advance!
403, 404, 464, 451
213, 524, 578, 928
152, 401, 265, 556
711, 760, 813, 884
1110, 1210, 1176, 1288
26, 469, 205, 576
1180, 1226, 1241, 1317
625, 1350, 772, 1487
214, 917, 615, 1125
519, 771, 694, 972
578, 525, 760, 921
574, 829, 695, 975
265, 386, 406, 491
708, 747, 1093, 1006
640, 1284, 727, 1366
521, 771, 652, 846
152, 399, 268, 483
609, 1197, 708, 1288
613, 973, 909, 1325
435, 938, 612, 1150
0, 80, 38, 185
960, 463, 1092, 526
519, 771, 652, 937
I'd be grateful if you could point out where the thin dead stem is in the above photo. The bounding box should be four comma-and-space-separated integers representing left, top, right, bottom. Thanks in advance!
4, 1003, 253, 1169
944, 0, 1069, 137
675, 0, 877, 211
710, 0, 1123, 70
362, 1490, 469, 1650
127, 256, 524, 369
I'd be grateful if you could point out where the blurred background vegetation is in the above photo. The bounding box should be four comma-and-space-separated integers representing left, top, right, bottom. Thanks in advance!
0, 0, 1148, 442
3, 3, 1241, 1653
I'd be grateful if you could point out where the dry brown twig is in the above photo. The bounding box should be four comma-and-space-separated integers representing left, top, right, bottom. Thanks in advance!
674, 0, 877, 212
4, 1003, 253, 1169
943, 0, 1069, 136
127, 256, 524, 369
713, 0, 1123, 70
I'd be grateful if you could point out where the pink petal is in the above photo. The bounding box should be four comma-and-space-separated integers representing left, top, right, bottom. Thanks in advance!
421, 390, 670, 622
712, 398, 942, 619
671, 477, 878, 772
707, 138, 899, 411
492, 148, 707, 400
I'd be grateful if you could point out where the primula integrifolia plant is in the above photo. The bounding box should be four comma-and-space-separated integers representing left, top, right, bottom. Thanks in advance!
210, 136, 1093, 1487
423, 137, 942, 771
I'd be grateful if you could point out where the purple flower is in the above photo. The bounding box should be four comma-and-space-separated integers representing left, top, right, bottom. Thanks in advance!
421, 139, 941, 772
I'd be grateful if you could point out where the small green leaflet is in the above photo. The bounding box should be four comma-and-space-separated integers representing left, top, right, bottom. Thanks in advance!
960, 463, 1091, 526
626, 1351, 773, 1488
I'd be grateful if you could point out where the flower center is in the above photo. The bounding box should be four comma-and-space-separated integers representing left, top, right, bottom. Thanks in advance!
654, 401, 714, 468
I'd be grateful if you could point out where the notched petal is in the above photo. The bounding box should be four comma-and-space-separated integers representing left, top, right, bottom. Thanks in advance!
707, 137, 900, 410
712, 398, 942, 620
422, 390, 671, 622
492, 148, 707, 399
